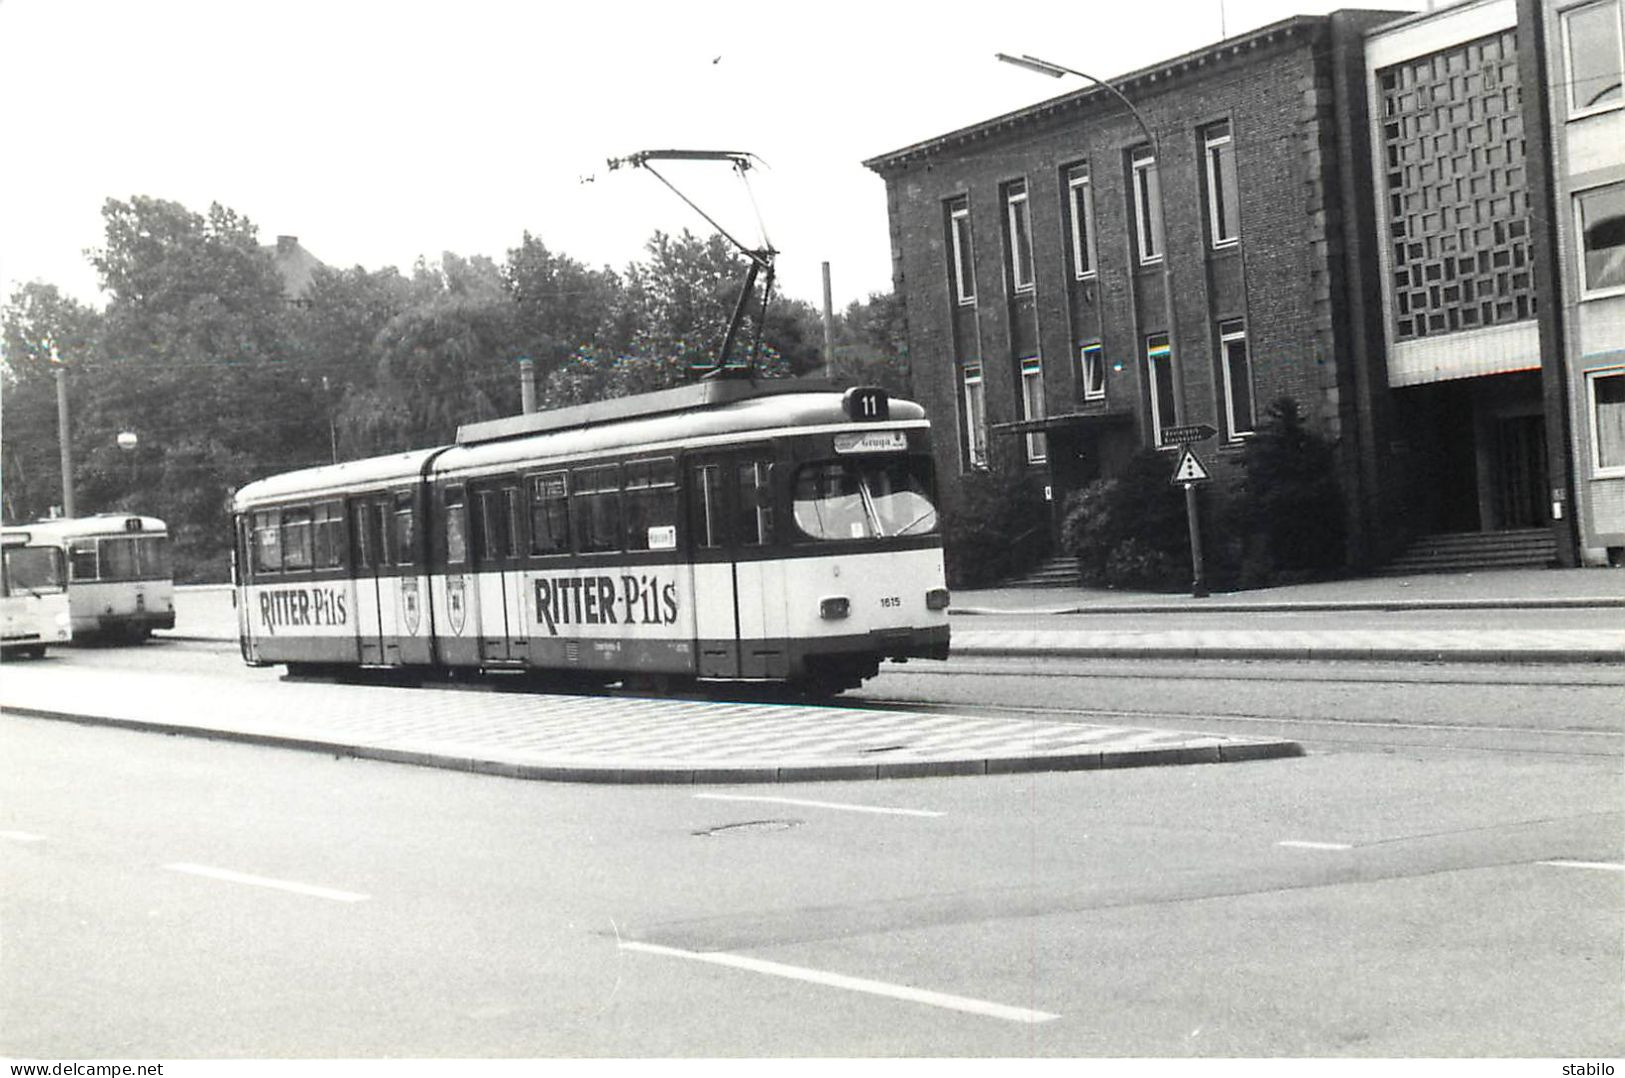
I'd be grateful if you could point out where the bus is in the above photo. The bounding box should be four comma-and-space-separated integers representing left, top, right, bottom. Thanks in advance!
2, 530, 72, 658
232, 381, 950, 695
19, 515, 177, 641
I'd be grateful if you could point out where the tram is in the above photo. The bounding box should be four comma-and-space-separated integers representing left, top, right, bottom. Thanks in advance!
17, 514, 177, 641
231, 381, 950, 694
1, 530, 73, 658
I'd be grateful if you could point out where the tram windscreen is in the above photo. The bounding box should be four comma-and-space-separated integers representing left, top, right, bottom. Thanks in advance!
792, 458, 939, 541
2, 546, 65, 595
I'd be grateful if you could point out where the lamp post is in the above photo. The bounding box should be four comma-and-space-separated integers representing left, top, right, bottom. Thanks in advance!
996, 51, 1206, 597
50, 341, 76, 519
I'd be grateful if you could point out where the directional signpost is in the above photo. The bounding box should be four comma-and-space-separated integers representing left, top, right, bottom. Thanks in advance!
1163, 431, 1215, 599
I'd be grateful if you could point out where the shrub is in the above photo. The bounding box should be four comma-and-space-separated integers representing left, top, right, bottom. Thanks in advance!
1061, 449, 1193, 590
940, 472, 1050, 588
1237, 397, 1346, 582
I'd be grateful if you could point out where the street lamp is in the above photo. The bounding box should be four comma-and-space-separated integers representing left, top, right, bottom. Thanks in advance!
996, 52, 1205, 597
994, 52, 1184, 427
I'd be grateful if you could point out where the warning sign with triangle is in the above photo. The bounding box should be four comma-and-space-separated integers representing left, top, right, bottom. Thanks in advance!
1170, 447, 1211, 485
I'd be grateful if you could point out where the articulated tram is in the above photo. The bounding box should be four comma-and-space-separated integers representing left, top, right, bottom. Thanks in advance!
13, 514, 176, 641
231, 382, 950, 694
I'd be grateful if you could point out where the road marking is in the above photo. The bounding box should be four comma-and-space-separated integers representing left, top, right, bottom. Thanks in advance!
694, 793, 944, 818
620, 940, 1059, 1024
1277, 840, 1353, 851
163, 862, 370, 902
1538, 860, 1625, 872
0, 831, 45, 843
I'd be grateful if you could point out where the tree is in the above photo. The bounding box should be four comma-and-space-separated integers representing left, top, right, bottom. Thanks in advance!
1237, 396, 1346, 581
503, 233, 624, 380
1, 282, 103, 521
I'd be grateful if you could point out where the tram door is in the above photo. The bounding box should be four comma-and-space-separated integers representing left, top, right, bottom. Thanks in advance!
470, 480, 527, 662
348, 494, 398, 665
689, 449, 785, 680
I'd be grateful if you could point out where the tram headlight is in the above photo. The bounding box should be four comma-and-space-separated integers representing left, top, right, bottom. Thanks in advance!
926, 588, 951, 611
819, 596, 851, 620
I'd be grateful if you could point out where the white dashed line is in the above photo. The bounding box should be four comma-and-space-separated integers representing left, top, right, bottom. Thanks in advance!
0, 831, 45, 843
1538, 860, 1625, 873
1277, 840, 1354, 851
619, 940, 1059, 1024
694, 793, 944, 818
163, 862, 370, 902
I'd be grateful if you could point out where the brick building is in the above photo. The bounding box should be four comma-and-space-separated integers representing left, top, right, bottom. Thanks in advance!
865, 11, 1406, 570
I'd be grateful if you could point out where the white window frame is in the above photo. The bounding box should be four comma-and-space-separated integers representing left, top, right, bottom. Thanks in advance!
1020, 356, 1047, 463
1218, 319, 1255, 440
1079, 343, 1106, 402
1066, 164, 1097, 279
1005, 180, 1035, 293
949, 200, 977, 306
1203, 120, 1240, 248
1587, 366, 1625, 477
1131, 146, 1164, 265
1575, 181, 1625, 299
1146, 333, 1174, 445
1561, 0, 1625, 119
962, 363, 989, 470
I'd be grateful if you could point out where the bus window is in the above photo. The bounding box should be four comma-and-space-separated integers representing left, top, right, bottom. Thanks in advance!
2, 545, 65, 594
253, 510, 283, 573
624, 457, 677, 551
312, 502, 343, 569
140, 535, 174, 577
282, 506, 314, 571
690, 464, 725, 550
69, 539, 98, 581
393, 492, 415, 566
528, 473, 570, 555
573, 465, 621, 553
444, 486, 467, 565
736, 459, 773, 546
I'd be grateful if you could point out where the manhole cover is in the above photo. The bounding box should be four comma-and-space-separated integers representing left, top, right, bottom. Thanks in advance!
694, 819, 802, 837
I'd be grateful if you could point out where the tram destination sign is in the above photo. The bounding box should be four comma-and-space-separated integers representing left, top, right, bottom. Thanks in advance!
1159, 423, 1218, 444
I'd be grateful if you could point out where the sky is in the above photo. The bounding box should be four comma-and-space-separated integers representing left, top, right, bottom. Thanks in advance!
0, 0, 1426, 315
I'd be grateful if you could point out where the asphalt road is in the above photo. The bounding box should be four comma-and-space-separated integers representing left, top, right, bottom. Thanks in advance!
3, 640, 1621, 1058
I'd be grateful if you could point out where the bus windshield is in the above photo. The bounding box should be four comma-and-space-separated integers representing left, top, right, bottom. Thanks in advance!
792, 457, 938, 541
2, 545, 66, 595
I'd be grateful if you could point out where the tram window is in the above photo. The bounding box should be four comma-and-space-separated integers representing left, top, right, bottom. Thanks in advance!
69, 539, 99, 581
444, 486, 467, 565
691, 464, 724, 549
624, 457, 677, 551
393, 492, 415, 566
281, 506, 314, 571
792, 458, 939, 541
529, 472, 570, 555
252, 510, 283, 573
312, 502, 343, 569
477, 488, 516, 560
736, 460, 773, 546
573, 464, 622, 553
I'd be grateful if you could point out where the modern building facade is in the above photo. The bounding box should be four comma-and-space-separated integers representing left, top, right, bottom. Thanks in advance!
1521, 0, 1625, 565
866, 1, 1625, 574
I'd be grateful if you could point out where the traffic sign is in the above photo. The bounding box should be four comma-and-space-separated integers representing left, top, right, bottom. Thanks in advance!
1170, 447, 1211, 485
1159, 423, 1218, 444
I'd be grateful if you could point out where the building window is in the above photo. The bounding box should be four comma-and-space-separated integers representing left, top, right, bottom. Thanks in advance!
1131, 146, 1164, 264
1019, 356, 1047, 463
1577, 182, 1625, 295
962, 363, 989, 470
1203, 120, 1240, 247
1146, 333, 1175, 444
948, 199, 976, 305
1005, 180, 1035, 293
1562, 0, 1624, 116
1066, 163, 1097, 278
1079, 343, 1106, 401
1589, 368, 1625, 475
1218, 319, 1255, 439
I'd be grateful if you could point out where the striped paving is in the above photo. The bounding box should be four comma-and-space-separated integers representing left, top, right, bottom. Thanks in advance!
0, 664, 1299, 784
952, 627, 1625, 662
